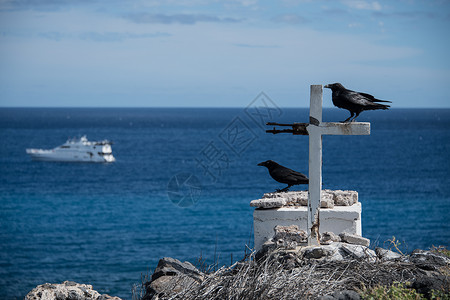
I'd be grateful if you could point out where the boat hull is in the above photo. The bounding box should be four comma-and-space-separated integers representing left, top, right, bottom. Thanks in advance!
26, 149, 115, 163
26, 136, 115, 163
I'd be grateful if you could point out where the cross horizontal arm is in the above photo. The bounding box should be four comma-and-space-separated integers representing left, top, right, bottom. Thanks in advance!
266, 128, 296, 134
266, 122, 309, 135
319, 122, 370, 135
266, 122, 295, 127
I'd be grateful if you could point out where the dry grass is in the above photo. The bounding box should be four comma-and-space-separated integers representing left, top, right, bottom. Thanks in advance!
145, 250, 421, 300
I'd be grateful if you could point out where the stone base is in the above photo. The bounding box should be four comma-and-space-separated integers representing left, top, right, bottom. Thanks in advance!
253, 203, 361, 251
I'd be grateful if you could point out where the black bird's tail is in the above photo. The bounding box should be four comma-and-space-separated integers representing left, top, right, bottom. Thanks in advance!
372, 99, 391, 103
359, 92, 392, 103
368, 103, 390, 110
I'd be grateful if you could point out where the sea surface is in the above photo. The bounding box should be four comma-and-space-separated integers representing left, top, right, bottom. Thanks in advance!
0, 107, 449, 299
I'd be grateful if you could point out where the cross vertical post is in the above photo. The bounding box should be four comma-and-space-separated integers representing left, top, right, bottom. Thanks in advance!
307, 85, 323, 245
264, 84, 370, 246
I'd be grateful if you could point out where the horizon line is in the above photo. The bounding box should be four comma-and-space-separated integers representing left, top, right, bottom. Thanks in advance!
0, 106, 449, 110
0, 106, 450, 110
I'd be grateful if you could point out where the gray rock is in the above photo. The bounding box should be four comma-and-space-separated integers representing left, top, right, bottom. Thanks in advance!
256, 190, 358, 207
262, 240, 277, 251
303, 246, 333, 259
321, 232, 341, 245
148, 275, 198, 299
145, 257, 204, 299
250, 197, 287, 208
300, 243, 350, 262
339, 233, 370, 247
321, 193, 334, 208
296, 242, 377, 262
25, 281, 122, 300
328, 247, 346, 261
340, 244, 376, 261
263, 191, 308, 206
318, 295, 336, 300
375, 247, 402, 261
151, 257, 203, 282
273, 225, 307, 244
255, 240, 277, 260
99, 296, 121, 300
411, 275, 449, 298
263, 191, 307, 199
330, 290, 361, 300
329, 190, 358, 206
302, 244, 339, 260
409, 250, 450, 271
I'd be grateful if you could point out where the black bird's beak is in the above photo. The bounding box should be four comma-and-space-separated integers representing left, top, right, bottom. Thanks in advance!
257, 162, 264, 166
324, 84, 330, 89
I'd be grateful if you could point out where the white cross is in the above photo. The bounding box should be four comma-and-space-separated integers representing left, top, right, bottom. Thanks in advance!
306, 85, 370, 245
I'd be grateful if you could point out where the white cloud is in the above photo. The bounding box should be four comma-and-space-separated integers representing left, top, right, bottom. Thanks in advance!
1, 4, 446, 107
272, 13, 308, 24
348, 22, 362, 28
378, 20, 385, 32
232, 0, 258, 7
342, 0, 382, 11
124, 13, 242, 24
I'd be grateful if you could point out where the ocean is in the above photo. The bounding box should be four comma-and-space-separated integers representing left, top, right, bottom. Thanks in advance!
0, 107, 449, 299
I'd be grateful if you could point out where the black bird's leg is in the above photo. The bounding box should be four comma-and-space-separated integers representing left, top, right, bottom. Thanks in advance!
277, 185, 292, 193
342, 112, 354, 123
350, 111, 361, 122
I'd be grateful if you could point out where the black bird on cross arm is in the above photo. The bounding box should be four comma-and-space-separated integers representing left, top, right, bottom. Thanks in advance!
258, 160, 308, 192
324, 83, 391, 122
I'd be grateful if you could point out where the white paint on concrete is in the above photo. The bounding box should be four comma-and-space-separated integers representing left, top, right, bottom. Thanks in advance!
253, 203, 362, 251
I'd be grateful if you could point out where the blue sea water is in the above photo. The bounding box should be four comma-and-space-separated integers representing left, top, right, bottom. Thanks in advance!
0, 107, 449, 299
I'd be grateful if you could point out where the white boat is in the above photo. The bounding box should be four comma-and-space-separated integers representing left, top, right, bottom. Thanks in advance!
26, 136, 115, 163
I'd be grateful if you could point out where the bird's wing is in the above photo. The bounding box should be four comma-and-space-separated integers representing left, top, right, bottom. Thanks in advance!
341, 90, 374, 106
280, 169, 308, 183
289, 170, 308, 180
271, 167, 293, 178
342, 90, 391, 107
359, 92, 392, 103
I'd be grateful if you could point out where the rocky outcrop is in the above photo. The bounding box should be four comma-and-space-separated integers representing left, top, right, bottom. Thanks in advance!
25, 244, 449, 300
25, 281, 121, 300
142, 245, 449, 300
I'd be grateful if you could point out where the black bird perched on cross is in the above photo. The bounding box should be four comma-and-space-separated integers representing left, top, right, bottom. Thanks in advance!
324, 83, 391, 122
258, 160, 308, 192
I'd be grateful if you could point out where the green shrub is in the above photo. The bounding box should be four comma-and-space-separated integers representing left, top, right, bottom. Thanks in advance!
430, 245, 450, 258
359, 282, 424, 300
430, 289, 450, 300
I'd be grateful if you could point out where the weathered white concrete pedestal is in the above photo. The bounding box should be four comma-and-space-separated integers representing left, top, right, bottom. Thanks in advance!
251, 190, 362, 251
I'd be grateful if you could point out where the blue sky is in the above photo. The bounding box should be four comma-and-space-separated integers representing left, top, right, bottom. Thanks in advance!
0, 0, 449, 107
